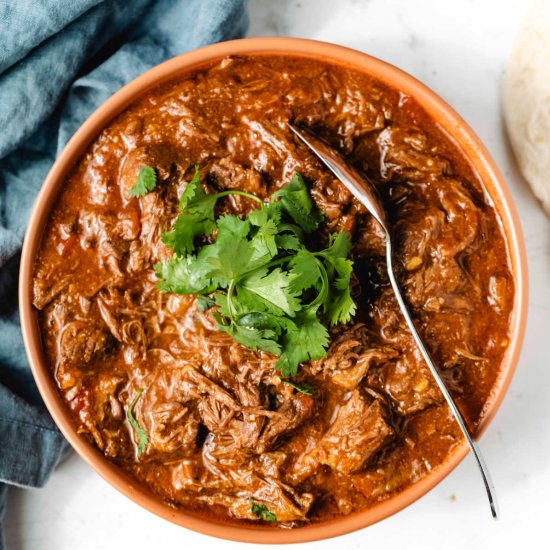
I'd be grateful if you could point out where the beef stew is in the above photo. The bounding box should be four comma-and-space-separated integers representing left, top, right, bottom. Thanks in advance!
32, 55, 514, 527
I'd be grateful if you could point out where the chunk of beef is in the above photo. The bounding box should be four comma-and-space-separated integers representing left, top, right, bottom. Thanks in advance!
115, 206, 141, 241
209, 156, 264, 195
96, 296, 123, 341
56, 320, 114, 391
200, 390, 312, 459
226, 472, 314, 522
404, 258, 468, 311
399, 180, 479, 313
58, 321, 112, 367
292, 390, 393, 481
192, 335, 278, 453
195, 479, 313, 523
197, 343, 312, 455
422, 310, 475, 367
95, 284, 162, 363
78, 211, 128, 276
396, 206, 445, 276
137, 392, 199, 461
310, 323, 397, 389
311, 175, 361, 234
311, 177, 352, 222
152, 334, 312, 462
316, 392, 393, 474
353, 404, 461, 501
183, 362, 240, 412
134, 355, 238, 461
353, 215, 387, 258
82, 143, 118, 207
367, 349, 442, 415
240, 118, 299, 182
259, 389, 314, 450
197, 335, 276, 400
290, 72, 391, 155
32, 276, 70, 310
68, 374, 130, 459
436, 180, 480, 257
200, 436, 314, 522
368, 290, 443, 413
377, 126, 451, 182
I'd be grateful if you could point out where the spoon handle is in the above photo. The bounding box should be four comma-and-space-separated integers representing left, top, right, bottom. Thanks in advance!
385, 240, 499, 519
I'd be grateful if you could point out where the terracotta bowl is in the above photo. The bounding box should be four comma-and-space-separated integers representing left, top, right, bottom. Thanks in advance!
19, 37, 528, 543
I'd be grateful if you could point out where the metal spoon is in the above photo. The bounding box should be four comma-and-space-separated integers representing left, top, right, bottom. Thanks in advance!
289, 123, 499, 519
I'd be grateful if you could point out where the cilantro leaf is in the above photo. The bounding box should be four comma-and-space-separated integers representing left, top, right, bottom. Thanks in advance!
319, 230, 352, 259
127, 389, 148, 456
275, 233, 302, 252
155, 255, 215, 294
264, 200, 283, 225
288, 249, 321, 294
249, 233, 278, 266
316, 232, 356, 325
161, 212, 216, 257
240, 267, 301, 317
217, 316, 282, 355
216, 214, 251, 240
178, 165, 202, 210
214, 290, 241, 318
161, 167, 219, 255
249, 499, 277, 522
248, 208, 267, 227
247, 209, 279, 261
232, 285, 287, 316
275, 307, 329, 376
237, 311, 296, 336
272, 172, 323, 232
205, 236, 255, 282
196, 295, 216, 311
322, 256, 357, 325
129, 166, 157, 197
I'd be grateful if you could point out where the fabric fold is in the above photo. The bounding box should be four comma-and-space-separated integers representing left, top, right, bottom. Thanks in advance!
0, 0, 103, 74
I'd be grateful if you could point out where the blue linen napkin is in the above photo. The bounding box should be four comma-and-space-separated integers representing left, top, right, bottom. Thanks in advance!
0, 1, 248, 546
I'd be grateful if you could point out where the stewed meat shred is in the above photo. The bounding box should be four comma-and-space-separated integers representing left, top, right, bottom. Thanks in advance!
292, 390, 393, 479
33, 55, 513, 526
58, 321, 112, 368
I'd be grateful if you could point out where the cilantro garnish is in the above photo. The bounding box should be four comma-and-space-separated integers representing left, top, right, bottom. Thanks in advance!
284, 380, 314, 395
129, 166, 157, 197
195, 295, 216, 312
127, 389, 148, 456
271, 172, 324, 232
249, 498, 277, 522
156, 169, 356, 376
161, 165, 264, 256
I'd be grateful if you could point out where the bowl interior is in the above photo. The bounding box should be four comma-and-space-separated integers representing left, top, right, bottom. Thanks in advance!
18, 37, 527, 544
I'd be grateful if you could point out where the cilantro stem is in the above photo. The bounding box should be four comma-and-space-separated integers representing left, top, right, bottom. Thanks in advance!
127, 389, 148, 456
226, 279, 237, 322
215, 190, 265, 209
277, 223, 303, 237
308, 257, 330, 309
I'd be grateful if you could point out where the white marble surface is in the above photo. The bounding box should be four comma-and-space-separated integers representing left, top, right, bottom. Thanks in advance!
5, 0, 550, 548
